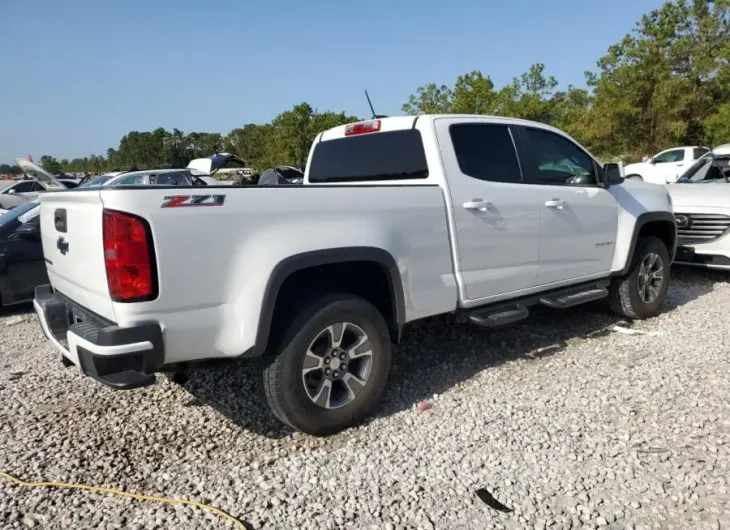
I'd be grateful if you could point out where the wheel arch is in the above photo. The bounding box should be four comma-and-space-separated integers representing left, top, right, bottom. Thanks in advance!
252, 247, 405, 357
612, 212, 677, 277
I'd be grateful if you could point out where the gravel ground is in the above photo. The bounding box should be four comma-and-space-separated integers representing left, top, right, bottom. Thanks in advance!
1, 267, 729, 530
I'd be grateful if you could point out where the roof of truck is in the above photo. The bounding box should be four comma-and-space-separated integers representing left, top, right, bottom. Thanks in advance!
319, 114, 565, 142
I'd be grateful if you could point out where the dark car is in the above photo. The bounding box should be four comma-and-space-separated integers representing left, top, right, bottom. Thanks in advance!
0, 201, 46, 308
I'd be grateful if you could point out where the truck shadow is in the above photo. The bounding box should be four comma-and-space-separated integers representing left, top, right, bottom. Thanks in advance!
180, 267, 721, 438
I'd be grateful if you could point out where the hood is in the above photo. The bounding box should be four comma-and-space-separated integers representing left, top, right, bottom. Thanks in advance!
667, 182, 730, 208
15, 158, 65, 190
186, 153, 249, 176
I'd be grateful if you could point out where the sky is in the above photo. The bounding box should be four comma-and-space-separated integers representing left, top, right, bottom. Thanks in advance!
0, 0, 665, 164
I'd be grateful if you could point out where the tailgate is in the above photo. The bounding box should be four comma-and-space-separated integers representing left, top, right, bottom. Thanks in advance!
39, 190, 116, 321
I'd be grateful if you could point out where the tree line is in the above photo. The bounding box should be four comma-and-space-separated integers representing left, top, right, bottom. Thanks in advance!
4, 0, 730, 176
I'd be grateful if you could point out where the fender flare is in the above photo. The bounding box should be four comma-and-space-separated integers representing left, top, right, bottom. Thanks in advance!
252, 247, 406, 357
613, 211, 677, 277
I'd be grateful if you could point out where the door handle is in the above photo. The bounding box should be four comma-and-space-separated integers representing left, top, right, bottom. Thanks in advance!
463, 199, 491, 211
545, 199, 566, 209
676, 163, 684, 167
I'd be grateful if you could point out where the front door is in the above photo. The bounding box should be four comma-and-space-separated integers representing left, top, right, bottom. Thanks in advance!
516, 126, 619, 285
649, 148, 687, 184
435, 119, 541, 302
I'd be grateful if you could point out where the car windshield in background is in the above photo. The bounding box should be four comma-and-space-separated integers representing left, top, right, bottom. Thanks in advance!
0, 201, 38, 228
148, 171, 191, 186
677, 154, 730, 183
80, 175, 113, 187
308, 129, 429, 183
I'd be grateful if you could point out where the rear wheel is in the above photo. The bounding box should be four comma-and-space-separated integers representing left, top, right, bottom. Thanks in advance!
262, 293, 391, 436
609, 236, 670, 319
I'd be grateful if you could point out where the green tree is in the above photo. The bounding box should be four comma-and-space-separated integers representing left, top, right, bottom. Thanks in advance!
582, 0, 730, 159
225, 124, 276, 170
40, 155, 62, 174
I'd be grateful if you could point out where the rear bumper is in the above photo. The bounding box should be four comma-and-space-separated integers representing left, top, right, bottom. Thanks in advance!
34, 284, 165, 390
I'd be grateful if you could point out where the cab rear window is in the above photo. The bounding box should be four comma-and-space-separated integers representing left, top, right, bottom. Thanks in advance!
308, 129, 429, 183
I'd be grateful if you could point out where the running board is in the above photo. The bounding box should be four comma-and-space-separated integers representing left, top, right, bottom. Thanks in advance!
539, 287, 608, 309
469, 305, 529, 328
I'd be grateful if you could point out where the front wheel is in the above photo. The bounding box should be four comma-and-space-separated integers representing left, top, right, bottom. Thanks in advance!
262, 293, 391, 436
609, 236, 670, 319
625, 174, 644, 181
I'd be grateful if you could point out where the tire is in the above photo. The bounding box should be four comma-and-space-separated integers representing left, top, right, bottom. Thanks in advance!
609, 236, 670, 319
262, 292, 392, 436
626, 174, 643, 181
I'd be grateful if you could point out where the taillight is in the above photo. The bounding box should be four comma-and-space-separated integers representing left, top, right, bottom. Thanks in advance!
345, 120, 381, 136
102, 210, 157, 302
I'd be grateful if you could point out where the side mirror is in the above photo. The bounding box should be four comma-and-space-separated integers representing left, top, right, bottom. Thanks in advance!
604, 163, 624, 186
7, 189, 16, 194
15, 222, 40, 241
649, 157, 657, 164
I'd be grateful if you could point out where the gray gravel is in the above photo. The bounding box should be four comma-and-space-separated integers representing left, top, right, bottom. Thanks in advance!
1, 267, 730, 530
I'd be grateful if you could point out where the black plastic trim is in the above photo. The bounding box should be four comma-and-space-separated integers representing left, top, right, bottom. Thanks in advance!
674, 247, 730, 267
251, 247, 405, 357
611, 211, 678, 277
54, 208, 67, 233
464, 279, 611, 320
102, 208, 160, 303
34, 284, 164, 390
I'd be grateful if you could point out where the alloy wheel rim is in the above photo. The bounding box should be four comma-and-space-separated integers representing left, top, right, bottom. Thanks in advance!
301, 322, 373, 409
637, 252, 664, 303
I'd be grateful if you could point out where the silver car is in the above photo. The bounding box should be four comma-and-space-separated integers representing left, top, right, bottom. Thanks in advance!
0, 159, 68, 210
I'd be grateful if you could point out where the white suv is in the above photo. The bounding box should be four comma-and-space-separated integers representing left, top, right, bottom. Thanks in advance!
668, 144, 730, 270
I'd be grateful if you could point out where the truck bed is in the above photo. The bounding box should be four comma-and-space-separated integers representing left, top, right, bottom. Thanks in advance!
38, 185, 458, 363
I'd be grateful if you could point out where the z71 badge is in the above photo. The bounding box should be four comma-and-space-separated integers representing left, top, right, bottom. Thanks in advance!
161, 195, 226, 208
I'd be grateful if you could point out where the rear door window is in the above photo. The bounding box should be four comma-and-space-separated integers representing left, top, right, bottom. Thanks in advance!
448, 124, 522, 183
308, 129, 429, 183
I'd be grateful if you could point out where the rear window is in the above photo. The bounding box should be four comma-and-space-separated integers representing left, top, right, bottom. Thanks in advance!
308, 129, 429, 183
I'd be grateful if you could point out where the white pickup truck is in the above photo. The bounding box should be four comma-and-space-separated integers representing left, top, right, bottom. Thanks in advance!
33, 115, 677, 435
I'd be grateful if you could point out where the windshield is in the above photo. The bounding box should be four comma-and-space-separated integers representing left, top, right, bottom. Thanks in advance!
677, 154, 730, 183
80, 175, 114, 187
0, 201, 39, 228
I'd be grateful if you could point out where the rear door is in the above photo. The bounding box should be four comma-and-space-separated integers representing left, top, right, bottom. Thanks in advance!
39, 191, 116, 321
435, 118, 541, 301
516, 125, 618, 285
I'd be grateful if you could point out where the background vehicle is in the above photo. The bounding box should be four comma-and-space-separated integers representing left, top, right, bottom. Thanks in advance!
187, 153, 251, 184
0, 158, 67, 209
624, 146, 710, 185
668, 144, 730, 270
80, 169, 205, 188
257, 165, 304, 185
0, 200, 45, 307
33, 115, 676, 436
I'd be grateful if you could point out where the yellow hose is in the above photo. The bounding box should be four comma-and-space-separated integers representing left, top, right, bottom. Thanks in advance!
0, 471, 248, 529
